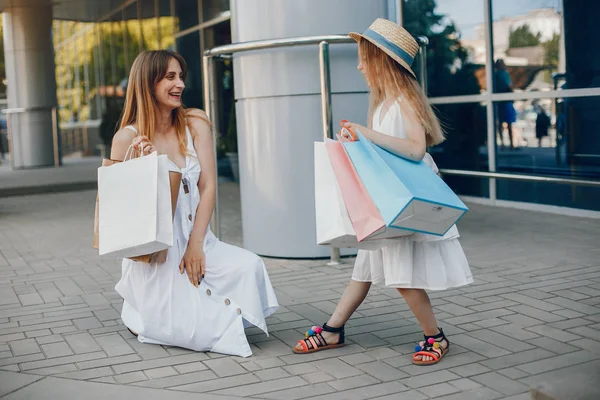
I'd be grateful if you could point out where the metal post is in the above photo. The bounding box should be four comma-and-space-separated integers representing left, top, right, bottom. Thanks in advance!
6, 112, 13, 169
416, 37, 428, 93
318, 41, 342, 266
203, 54, 221, 239
51, 107, 60, 167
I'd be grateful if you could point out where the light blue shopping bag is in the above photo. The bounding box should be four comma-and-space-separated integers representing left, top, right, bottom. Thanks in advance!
342, 129, 468, 236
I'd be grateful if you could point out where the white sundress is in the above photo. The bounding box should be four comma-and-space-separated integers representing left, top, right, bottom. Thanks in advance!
351, 100, 473, 290
115, 125, 279, 358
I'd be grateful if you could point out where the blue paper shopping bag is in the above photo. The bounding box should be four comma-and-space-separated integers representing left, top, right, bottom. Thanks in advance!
341, 129, 467, 236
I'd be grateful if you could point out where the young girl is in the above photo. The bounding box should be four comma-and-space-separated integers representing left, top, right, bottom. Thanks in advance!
292, 19, 473, 365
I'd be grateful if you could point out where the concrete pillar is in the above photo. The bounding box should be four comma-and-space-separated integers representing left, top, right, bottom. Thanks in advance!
3, 0, 59, 169
230, 0, 391, 258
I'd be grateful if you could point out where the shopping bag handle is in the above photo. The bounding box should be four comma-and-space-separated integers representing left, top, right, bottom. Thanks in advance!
339, 120, 357, 142
123, 143, 146, 162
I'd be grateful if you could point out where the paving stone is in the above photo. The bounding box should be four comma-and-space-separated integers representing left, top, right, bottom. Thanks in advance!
401, 370, 462, 389
73, 317, 103, 330
114, 371, 148, 384
471, 372, 529, 396
173, 361, 209, 374
41, 341, 74, 358
356, 360, 408, 381
258, 383, 336, 400
313, 358, 363, 379
451, 377, 483, 391
418, 382, 461, 398
9, 339, 40, 356
203, 357, 247, 377
94, 333, 134, 357
63, 332, 102, 354
516, 350, 599, 375
327, 374, 380, 391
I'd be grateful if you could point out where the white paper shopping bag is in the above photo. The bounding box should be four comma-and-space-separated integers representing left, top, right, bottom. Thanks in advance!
97, 151, 173, 258
314, 142, 393, 250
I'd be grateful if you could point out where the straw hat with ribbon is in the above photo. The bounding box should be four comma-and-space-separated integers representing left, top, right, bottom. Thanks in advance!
349, 18, 419, 79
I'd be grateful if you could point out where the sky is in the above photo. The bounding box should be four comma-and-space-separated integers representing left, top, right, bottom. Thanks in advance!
432, 0, 563, 40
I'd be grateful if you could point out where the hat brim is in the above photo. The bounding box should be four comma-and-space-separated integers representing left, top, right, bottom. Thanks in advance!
349, 32, 417, 79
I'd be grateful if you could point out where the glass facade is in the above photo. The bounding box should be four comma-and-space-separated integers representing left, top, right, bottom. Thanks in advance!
404, 0, 600, 212
1, 0, 593, 212
49, 0, 233, 166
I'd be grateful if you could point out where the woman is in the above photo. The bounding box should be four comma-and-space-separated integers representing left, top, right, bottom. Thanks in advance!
111, 50, 279, 358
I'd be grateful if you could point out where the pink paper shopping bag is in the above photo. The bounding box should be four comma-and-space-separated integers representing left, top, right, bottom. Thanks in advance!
325, 139, 412, 243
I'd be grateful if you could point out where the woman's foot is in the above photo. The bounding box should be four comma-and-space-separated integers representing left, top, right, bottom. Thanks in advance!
413, 328, 450, 365
292, 323, 345, 354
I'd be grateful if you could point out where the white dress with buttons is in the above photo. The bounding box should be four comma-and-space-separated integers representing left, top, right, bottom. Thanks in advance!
115, 126, 279, 358
351, 100, 473, 290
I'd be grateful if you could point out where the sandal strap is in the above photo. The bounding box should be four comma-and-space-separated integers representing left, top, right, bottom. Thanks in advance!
423, 328, 448, 344
322, 323, 344, 333
413, 349, 441, 361
299, 332, 328, 350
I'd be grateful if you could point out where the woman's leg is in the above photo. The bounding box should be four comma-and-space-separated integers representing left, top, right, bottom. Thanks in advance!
397, 288, 447, 362
294, 280, 370, 350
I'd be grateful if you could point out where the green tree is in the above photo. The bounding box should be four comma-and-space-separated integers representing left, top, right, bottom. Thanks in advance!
402, 0, 479, 97
508, 24, 541, 48
543, 32, 560, 66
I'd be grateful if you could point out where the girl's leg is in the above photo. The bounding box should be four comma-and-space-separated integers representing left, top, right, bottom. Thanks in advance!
294, 280, 370, 351
397, 288, 448, 362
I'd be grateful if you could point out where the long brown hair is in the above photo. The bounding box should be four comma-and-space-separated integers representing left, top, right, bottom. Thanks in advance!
359, 39, 444, 146
120, 50, 206, 155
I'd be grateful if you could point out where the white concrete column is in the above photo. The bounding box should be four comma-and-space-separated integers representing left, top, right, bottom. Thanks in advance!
230, 0, 390, 258
3, 0, 58, 169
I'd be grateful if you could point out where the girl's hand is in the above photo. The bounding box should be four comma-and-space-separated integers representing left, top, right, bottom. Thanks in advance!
179, 240, 206, 287
338, 121, 368, 141
131, 135, 156, 155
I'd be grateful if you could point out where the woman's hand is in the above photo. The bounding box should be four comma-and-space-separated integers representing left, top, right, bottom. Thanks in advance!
131, 135, 156, 155
179, 240, 206, 287
149, 249, 168, 264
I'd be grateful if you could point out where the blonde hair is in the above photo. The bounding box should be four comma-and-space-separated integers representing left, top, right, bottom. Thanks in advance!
120, 50, 208, 155
359, 39, 444, 146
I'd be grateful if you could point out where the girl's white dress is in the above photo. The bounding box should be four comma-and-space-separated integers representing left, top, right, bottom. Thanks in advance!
351, 100, 473, 290
115, 126, 279, 358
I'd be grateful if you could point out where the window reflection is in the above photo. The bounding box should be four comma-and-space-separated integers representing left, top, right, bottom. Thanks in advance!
491, 2, 566, 93
495, 95, 600, 211
430, 102, 489, 197
403, 0, 487, 97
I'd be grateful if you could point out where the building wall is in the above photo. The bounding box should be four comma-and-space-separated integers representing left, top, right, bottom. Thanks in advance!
40, 0, 600, 213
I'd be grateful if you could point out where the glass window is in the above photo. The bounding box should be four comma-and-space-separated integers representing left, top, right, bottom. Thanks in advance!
495, 95, 600, 211
202, 0, 229, 22
175, 31, 203, 109
403, 0, 487, 97
123, 3, 142, 67
174, 0, 199, 31
430, 101, 490, 197
157, 0, 176, 49
140, 0, 160, 50
492, 0, 600, 92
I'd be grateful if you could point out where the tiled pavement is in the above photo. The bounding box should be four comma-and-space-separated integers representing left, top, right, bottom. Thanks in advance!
0, 182, 599, 399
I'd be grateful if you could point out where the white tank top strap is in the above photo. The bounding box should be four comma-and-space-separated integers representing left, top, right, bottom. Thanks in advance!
185, 125, 195, 153
124, 125, 138, 135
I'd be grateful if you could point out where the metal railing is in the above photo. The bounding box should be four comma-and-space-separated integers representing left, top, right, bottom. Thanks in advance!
202, 34, 428, 265
202, 34, 600, 265
1, 106, 60, 168
438, 169, 600, 187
